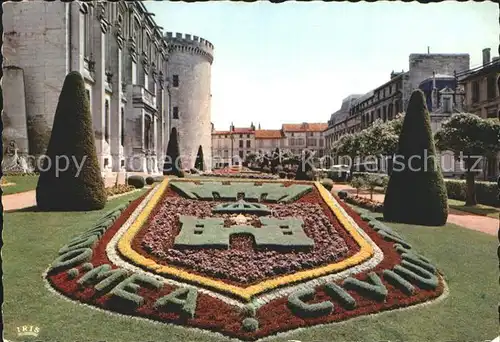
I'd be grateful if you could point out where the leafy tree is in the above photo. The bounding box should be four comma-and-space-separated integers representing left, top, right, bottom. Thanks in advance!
350, 176, 366, 196
435, 113, 500, 205
362, 114, 404, 174
383, 89, 448, 226
331, 133, 365, 177
36, 71, 106, 211
163, 127, 184, 177
194, 145, 205, 171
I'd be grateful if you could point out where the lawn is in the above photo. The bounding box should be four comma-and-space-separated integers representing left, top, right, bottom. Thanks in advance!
1, 175, 39, 195
447, 198, 500, 218
2, 188, 498, 342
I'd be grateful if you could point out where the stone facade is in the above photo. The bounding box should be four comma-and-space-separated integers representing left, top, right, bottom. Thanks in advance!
457, 48, 500, 180
2, 2, 214, 177
324, 52, 471, 171
165, 32, 214, 171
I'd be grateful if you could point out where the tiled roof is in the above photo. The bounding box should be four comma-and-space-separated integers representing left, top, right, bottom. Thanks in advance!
282, 123, 328, 132
212, 131, 231, 135
232, 127, 255, 134
255, 130, 283, 139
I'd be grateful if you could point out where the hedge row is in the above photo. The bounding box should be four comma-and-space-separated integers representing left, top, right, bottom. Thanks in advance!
352, 172, 498, 206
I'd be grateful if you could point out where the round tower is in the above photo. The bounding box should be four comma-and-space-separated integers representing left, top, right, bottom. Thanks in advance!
164, 32, 214, 171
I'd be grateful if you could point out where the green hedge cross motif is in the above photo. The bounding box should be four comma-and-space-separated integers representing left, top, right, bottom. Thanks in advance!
174, 216, 315, 250
170, 181, 312, 203
212, 200, 272, 215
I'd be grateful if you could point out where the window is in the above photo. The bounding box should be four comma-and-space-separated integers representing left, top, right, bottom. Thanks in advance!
239, 134, 243, 138
308, 132, 314, 137
144, 115, 152, 150
291, 133, 294, 137
487, 75, 496, 100
247, 134, 250, 138
442, 96, 452, 113
472, 81, 480, 103
172, 75, 179, 87
239, 140, 243, 148
239, 151, 244, 159
246, 140, 251, 148
173, 106, 179, 119
104, 100, 110, 142
120, 108, 125, 146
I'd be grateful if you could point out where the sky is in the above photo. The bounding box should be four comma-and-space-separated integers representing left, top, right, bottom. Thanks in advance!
145, 1, 499, 130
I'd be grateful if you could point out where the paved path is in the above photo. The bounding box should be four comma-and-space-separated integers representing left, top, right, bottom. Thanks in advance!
2, 188, 144, 213
2, 190, 37, 212
332, 184, 498, 237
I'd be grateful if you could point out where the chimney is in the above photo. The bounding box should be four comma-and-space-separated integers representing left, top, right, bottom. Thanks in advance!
482, 48, 491, 66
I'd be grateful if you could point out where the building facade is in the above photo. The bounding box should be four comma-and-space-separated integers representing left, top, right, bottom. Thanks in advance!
2, 1, 213, 178
211, 122, 327, 168
324, 52, 470, 171
457, 48, 500, 180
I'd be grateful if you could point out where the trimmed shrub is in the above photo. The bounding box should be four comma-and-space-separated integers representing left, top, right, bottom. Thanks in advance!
163, 127, 183, 177
320, 178, 334, 191
50, 248, 93, 273
194, 145, 205, 171
242, 318, 259, 332
154, 287, 198, 318
343, 272, 388, 302
393, 262, 439, 290
127, 175, 145, 189
286, 172, 295, 179
324, 282, 356, 310
383, 90, 448, 226
295, 151, 314, 181
153, 176, 165, 182
338, 190, 348, 199
445, 179, 498, 206
382, 269, 415, 295
145, 176, 155, 185
278, 171, 286, 179
36, 71, 106, 211
81, 262, 94, 272
287, 288, 334, 318
67, 268, 79, 279
262, 166, 271, 174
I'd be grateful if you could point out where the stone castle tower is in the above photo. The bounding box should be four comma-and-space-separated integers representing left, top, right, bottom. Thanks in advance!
165, 32, 213, 170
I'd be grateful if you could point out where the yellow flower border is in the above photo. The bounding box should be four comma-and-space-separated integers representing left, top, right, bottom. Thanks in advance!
117, 178, 374, 302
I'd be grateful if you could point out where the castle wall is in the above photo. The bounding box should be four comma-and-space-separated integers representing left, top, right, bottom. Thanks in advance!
3, 2, 71, 156
2, 67, 29, 155
165, 33, 213, 170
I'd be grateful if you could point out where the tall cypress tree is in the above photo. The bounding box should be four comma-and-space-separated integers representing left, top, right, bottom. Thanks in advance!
383, 89, 448, 226
194, 145, 204, 171
36, 71, 106, 211
295, 150, 314, 181
163, 127, 184, 177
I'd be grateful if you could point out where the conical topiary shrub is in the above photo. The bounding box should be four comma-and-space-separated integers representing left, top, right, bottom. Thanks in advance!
383, 89, 448, 226
36, 71, 106, 211
194, 145, 204, 171
163, 127, 184, 177
295, 150, 314, 181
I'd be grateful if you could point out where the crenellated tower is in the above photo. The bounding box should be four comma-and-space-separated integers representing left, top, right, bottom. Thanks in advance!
165, 32, 214, 170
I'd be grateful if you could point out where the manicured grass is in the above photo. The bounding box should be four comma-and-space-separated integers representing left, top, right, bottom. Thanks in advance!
447, 198, 500, 218
1, 175, 39, 195
2, 189, 497, 342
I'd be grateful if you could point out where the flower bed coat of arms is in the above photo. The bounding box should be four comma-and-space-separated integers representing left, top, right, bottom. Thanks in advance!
44, 178, 447, 341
